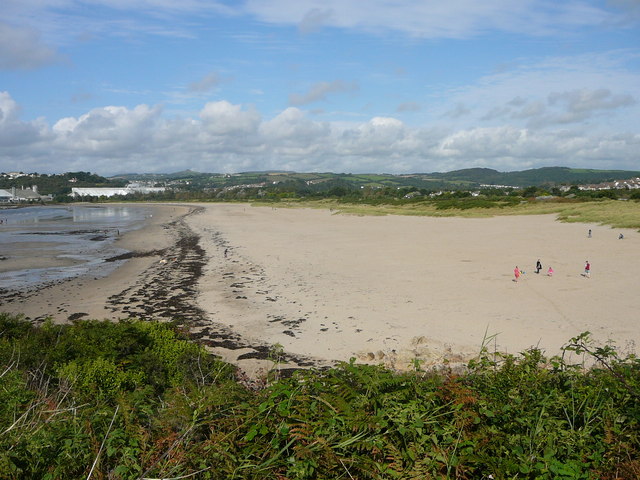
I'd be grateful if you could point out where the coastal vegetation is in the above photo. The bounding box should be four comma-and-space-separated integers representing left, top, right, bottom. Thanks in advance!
5, 167, 640, 233
4, 167, 640, 203
89, 169, 640, 231
282, 197, 640, 230
109, 167, 640, 191
1, 314, 638, 479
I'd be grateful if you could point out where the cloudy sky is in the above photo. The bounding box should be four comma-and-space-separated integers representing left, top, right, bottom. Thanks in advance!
1, 0, 639, 175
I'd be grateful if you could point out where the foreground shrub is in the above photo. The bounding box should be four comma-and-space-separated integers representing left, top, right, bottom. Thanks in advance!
1, 314, 639, 479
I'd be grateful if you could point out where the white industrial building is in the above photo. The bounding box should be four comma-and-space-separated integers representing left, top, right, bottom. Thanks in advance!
70, 185, 167, 198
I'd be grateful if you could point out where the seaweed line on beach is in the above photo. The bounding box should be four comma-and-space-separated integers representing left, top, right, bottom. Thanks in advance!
104, 207, 325, 375
0, 206, 332, 378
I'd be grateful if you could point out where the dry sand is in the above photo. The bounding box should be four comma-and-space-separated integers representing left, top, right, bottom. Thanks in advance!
2, 202, 638, 379
187, 204, 639, 376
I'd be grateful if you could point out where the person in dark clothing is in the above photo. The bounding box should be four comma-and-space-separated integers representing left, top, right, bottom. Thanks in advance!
535, 259, 542, 274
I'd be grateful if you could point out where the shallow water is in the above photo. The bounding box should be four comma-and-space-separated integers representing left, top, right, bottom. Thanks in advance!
0, 205, 153, 290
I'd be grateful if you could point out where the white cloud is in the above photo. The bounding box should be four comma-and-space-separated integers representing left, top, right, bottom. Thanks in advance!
432, 126, 640, 171
1, 2, 637, 176
188, 72, 222, 93
199, 101, 261, 135
606, 0, 640, 24
2, 0, 636, 77
0, 22, 60, 70
0, 0, 235, 71
298, 8, 334, 34
260, 107, 331, 157
478, 88, 637, 128
5, 0, 635, 50
548, 88, 635, 114
443, 103, 472, 119
52, 104, 162, 153
0, 91, 49, 148
1, 91, 639, 175
243, 0, 627, 38
0, 91, 21, 124
434, 50, 640, 132
397, 102, 421, 113
289, 80, 359, 106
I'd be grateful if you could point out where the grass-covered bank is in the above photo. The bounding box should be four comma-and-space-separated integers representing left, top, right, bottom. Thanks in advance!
1, 314, 638, 479
256, 198, 640, 231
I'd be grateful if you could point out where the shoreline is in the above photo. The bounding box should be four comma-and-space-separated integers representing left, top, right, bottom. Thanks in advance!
2, 202, 639, 380
0, 203, 331, 379
0, 203, 190, 321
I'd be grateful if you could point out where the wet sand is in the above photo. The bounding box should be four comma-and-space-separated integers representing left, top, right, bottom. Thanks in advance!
2, 202, 638, 380
0, 245, 81, 272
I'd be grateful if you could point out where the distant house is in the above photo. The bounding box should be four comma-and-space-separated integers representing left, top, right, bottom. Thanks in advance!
579, 177, 640, 191
2, 172, 27, 180
14, 186, 42, 202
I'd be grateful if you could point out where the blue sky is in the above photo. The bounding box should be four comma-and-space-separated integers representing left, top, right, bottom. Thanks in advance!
1, 0, 639, 175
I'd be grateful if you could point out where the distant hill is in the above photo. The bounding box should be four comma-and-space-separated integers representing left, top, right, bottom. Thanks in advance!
429, 167, 640, 187
110, 166, 640, 189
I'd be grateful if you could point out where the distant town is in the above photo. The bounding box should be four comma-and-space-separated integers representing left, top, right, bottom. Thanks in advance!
1, 167, 640, 203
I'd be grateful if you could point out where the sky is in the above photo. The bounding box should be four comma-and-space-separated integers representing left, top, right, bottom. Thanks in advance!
1, 0, 639, 176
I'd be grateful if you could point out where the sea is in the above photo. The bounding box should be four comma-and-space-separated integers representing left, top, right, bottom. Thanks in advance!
0, 204, 154, 291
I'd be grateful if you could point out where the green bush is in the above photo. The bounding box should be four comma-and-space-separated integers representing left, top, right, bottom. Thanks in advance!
1, 314, 639, 479
434, 196, 519, 210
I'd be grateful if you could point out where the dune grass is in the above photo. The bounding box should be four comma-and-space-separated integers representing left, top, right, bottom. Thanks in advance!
262, 198, 640, 230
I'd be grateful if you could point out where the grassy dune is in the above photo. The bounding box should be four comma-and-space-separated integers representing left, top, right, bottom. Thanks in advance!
262, 198, 640, 230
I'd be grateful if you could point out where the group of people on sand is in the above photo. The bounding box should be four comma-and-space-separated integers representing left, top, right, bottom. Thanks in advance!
513, 261, 553, 282
513, 259, 591, 282
512, 227, 623, 282
514, 259, 591, 282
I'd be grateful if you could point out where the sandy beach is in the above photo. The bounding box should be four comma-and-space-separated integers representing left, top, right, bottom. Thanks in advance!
2, 203, 638, 379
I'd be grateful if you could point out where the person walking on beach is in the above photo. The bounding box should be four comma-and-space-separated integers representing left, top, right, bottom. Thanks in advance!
588, 229, 592, 238
514, 266, 520, 282
584, 260, 591, 278
535, 259, 542, 274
